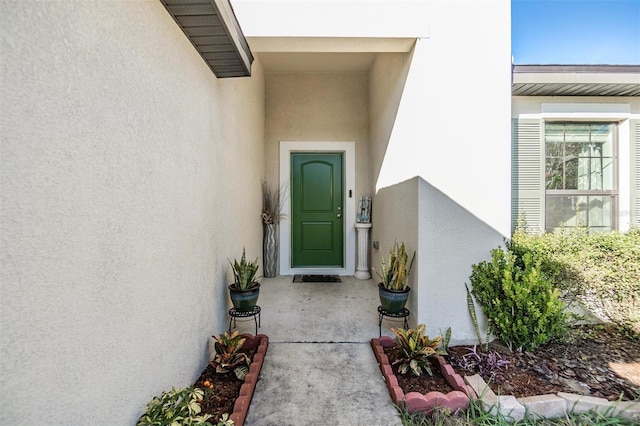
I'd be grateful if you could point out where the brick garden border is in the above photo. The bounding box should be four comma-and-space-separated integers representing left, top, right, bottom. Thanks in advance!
370, 336, 475, 415
228, 334, 269, 426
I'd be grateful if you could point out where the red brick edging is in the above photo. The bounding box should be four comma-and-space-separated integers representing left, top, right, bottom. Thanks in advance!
229, 334, 269, 426
371, 337, 475, 415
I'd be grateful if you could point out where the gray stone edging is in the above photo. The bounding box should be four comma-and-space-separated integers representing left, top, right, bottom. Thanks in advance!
464, 374, 640, 422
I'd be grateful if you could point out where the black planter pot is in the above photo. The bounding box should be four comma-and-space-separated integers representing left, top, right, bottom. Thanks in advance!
229, 283, 260, 312
378, 282, 410, 313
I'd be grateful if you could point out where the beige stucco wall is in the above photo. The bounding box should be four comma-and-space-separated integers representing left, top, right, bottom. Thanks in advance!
265, 72, 370, 193
417, 179, 500, 343
1, 2, 264, 424
368, 52, 414, 187
372, 178, 420, 314
371, 0, 511, 343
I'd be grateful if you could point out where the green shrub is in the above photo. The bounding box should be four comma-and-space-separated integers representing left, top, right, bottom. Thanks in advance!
511, 227, 640, 337
470, 248, 568, 351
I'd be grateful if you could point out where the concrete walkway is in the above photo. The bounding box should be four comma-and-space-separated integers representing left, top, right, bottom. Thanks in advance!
232, 275, 402, 426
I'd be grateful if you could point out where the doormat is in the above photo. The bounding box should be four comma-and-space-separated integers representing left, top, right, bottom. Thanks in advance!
293, 274, 342, 283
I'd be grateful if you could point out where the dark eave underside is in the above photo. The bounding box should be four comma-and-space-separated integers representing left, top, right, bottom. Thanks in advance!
160, 0, 253, 78
512, 82, 640, 97
512, 65, 640, 97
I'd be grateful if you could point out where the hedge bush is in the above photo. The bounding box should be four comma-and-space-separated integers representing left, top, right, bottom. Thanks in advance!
510, 227, 640, 338
470, 248, 568, 351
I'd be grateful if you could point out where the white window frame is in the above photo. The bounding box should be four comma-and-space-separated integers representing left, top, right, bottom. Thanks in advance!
543, 121, 620, 232
516, 103, 633, 232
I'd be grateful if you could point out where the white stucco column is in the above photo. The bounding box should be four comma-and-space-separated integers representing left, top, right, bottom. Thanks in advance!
354, 223, 372, 279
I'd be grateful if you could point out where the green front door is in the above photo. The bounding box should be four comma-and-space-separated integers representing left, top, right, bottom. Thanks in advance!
291, 153, 344, 268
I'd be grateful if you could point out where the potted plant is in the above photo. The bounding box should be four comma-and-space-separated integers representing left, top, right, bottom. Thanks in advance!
374, 241, 415, 313
228, 248, 260, 312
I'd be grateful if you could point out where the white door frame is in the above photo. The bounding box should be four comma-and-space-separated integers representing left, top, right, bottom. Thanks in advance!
279, 141, 356, 275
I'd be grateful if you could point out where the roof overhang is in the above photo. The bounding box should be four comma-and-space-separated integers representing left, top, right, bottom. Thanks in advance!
246, 37, 416, 73
160, 0, 253, 78
512, 65, 640, 97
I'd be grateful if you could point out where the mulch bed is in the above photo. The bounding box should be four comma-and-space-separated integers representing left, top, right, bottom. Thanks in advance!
193, 346, 257, 423
382, 324, 639, 402
447, 324, 639, 401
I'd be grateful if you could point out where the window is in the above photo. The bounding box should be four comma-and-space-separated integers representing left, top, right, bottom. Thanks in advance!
545, 123, 617, 233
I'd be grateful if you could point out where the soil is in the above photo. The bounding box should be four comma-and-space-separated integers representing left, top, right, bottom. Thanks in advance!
193, 346, 257, 423
447, 324, 640, 401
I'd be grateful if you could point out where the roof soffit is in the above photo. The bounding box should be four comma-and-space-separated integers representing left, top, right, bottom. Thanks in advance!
160, 0, 254, 78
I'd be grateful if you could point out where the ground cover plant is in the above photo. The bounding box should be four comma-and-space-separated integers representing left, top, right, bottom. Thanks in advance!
137, 387, 215, 426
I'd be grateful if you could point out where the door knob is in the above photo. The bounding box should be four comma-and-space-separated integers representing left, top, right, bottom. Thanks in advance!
337, 213, 342, 218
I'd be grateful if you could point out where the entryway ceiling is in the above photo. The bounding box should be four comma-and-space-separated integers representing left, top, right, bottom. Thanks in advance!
246, 37, 415, 73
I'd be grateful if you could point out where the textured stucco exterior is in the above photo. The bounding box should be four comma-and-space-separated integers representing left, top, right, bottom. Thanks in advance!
370, 1, 511, 343
264, 72, 371, 195
372, 178, 420, 312
1, 2, 265, 424
417, 179, 501, 343
2, 0, 517, 423
368, 52, 414, 187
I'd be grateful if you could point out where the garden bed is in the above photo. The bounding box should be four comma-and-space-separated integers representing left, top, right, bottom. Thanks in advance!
371, 336, 474, 415
448, 325, 639, 402
194, 333, 268, 426
373, 324, 639, 420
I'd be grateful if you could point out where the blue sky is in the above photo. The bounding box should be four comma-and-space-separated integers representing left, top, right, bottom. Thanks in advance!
512, 0, 640, 65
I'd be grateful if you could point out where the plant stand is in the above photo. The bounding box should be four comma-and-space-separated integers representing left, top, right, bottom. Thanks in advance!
228, 305, 261, 335
354, 222, 372, 279
378, 305, 409, 337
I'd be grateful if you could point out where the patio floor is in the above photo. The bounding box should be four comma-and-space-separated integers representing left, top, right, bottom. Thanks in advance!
234, 275, 402, 425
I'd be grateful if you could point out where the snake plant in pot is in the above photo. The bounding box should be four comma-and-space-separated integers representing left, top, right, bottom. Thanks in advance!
228, 248, 260, 312
374, 241, 415, 313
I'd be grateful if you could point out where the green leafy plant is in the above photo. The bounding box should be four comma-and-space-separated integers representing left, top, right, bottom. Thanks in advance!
374, 241, 416, 291
137, 386, 213, 426
216, 414, 234, 426
470, 247, 568, 351
391, 324, 447, 376
511, 226, 640, 338
440, 327, 452, 351
465, 283, 491, 350
229, 248, 259, 290
209, 331, 250, 380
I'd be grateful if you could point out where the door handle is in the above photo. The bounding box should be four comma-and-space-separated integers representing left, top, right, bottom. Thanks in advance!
337, 213, 342, 218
